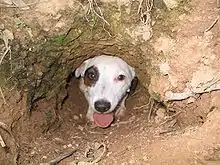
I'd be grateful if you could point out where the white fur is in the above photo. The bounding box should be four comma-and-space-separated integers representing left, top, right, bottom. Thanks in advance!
75, 55, 135, 120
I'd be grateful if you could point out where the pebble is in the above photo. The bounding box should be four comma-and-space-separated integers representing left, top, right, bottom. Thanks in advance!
78, 125, 84, 131
73, 115, 79, 120
156, 108, 166, 118
67, 144, 72, 148
30, 150, 36, 155
42, 156, 47, 159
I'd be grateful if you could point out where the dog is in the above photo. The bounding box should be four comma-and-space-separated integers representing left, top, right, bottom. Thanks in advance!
75, 55, 138, 128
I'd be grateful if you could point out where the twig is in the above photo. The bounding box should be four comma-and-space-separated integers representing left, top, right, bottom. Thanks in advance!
159, 111, 183, 126
148, 99, 154, 121
85, 143, 107, 164
41, 149, 77, 165
137, 0, 154, 24
204, 17, 219, 32
137, 0, 144, 14
92, 143, 107, 164
87, 0, 110, 26
0, 134, 6, 148
93, 0, 110, 26
133, 96, 151, 109
0, 87, 8, 106
133, 104, 148, 110
85, 123, 106, 135
0, 121, 19, 165
0, 121, 12, 136
111, 116, 136, 127
0, 45, 10, 65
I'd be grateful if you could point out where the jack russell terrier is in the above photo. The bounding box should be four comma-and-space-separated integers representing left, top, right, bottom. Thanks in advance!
75, 55, 138, 128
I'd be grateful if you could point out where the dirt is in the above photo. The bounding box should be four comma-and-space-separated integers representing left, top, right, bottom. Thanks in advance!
0, 0, 220, 165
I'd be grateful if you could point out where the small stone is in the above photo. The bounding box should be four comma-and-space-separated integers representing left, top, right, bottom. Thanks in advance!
143, 155, 148, 161
69, 161, 77, 165
54, 14, 62, 20
187, 97, 195, 104
77, 161, 92, 165
163, 0, 179, 10
42, 156, 47, 159
73, 115, 79, 120
0, 24, 4, 30
159, 62, 170, 76
156, 108, 166, 118
63, 145, 67, 149
55, 21, 65, 29
129, 159, 135, 164
54, 137, 63, 142
179, 14, 186, 20
30, 150, 35, 155
78, 125, 84, 131
67, 144, 72, 148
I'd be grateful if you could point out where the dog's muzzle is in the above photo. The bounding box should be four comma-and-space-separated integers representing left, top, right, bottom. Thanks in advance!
94, 99, 111, 113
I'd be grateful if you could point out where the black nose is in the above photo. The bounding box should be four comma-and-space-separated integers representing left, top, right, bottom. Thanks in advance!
94, 100, 111, 113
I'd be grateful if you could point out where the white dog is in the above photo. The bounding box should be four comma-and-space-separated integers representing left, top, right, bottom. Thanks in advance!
75, 55, 137, 128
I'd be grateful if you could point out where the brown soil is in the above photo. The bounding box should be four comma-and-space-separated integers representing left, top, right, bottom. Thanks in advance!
0, 0, 220, 165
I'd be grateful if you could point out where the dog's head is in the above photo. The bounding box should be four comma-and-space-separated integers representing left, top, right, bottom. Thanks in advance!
75, 55, 136, 114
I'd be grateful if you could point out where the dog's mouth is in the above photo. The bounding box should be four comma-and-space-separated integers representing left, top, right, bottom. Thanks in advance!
93, 113, 114, 128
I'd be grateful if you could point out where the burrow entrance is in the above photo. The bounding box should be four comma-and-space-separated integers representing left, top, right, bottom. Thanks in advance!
0, 0, 219, 164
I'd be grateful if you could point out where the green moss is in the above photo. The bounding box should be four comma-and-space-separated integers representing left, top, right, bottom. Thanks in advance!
50, 34, 66, 45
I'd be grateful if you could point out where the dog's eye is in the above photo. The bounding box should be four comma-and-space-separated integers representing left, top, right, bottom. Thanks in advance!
117, 74, 126, 81
88, 72, 96, 80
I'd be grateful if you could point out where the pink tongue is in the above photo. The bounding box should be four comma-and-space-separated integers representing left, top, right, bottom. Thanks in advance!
93, 113, 114, 128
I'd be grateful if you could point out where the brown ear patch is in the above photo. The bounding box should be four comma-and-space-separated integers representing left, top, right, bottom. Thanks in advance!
84, 66, 99, 87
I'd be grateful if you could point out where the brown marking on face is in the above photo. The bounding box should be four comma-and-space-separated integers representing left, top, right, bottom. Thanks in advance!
84, 66, 99, 87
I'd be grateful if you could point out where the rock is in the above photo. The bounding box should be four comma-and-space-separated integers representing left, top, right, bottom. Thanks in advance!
67, 144, 72, 148
73, 115, 79, 120
163, 0, 179, 10
156, 108, 166, 118
159, 62, 170, 76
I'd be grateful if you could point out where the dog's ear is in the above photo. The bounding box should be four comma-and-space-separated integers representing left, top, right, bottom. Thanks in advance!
127, 76, 138, 95
126, 66, 138, 95
75, 59, 91, 78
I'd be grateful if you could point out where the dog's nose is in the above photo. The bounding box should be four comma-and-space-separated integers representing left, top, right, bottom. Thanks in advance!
94, 100, 111, 113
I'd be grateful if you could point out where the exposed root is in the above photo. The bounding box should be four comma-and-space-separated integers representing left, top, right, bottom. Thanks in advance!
0, 121, 19, 165
0, 134, 6, 148
0, 87, 8, 106
133, 96, 151, 109
148, 98, 155, 121
84, 143, 107, 164
137, 0, 154, 25
86, 0, 110, 26
112, 116, 136, 127
204, 17, 219, 32
40, 149, 77, 165
159, 111, 183, 126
